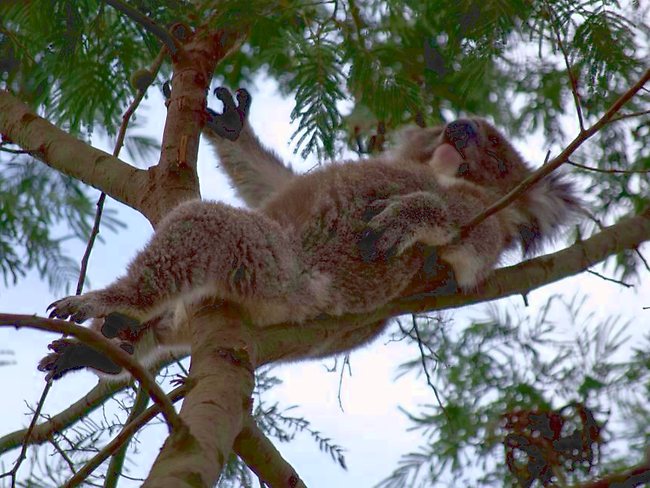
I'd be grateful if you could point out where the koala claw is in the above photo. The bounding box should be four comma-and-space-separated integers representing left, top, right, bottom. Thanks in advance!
47, 295, 103, 323
358, 199, 409, 261
206, 87, 251, 141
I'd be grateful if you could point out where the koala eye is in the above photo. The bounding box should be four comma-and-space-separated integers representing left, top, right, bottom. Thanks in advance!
456, 162, 470, 177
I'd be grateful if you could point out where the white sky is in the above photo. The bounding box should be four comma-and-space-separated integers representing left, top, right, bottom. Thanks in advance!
0, 76, 648, 487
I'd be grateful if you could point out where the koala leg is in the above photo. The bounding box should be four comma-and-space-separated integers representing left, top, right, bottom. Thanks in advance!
48, 200, 307, 324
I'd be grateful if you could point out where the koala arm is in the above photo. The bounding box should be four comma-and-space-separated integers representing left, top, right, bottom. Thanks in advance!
360, 189, 506, 289
203, 87, 296, 208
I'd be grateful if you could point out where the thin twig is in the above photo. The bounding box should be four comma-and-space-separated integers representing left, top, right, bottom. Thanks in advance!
545, 1, 584, 131
586, 269, 633, 288
76, 47, 166, 295
336, 355, 351, 412
104, 0, 178, 54
64, 385, 187, 488
0, 381, 52, 486
457, 67, 650, 242
0, 144, 29, 154
635, 248, 650, 272
48, 438, 76, 474
568, 159, 650, 175
607, 109, 650, 124
411, 315, 447, 418
0, 315, 182, 432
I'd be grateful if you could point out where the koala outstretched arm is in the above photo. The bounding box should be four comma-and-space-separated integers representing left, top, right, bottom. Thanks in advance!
203, 87, 296, 208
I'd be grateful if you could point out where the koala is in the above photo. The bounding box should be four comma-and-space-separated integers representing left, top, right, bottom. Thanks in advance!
38, 88, 580, 381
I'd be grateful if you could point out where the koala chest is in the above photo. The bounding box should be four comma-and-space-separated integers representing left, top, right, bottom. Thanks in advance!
263, 161, 434, 314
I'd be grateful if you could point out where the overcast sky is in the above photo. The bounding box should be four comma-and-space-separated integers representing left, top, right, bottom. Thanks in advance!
1, 76, 647, 487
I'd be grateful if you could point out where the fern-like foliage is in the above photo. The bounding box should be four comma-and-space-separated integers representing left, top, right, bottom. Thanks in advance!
0, 156, 123, 291
381, 295, 649, 487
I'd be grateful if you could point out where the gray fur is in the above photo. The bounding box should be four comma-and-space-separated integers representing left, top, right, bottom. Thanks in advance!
39, 106, 580, 380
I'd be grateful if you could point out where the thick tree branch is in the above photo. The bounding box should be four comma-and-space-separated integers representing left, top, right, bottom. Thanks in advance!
139, 26, 249, 224
0, 90, 147, 210
234, 416, 307, 488
143, 304, 256, 487
402, 207, 650, 313
257, 208, 650, 365
0, 315, 182, 431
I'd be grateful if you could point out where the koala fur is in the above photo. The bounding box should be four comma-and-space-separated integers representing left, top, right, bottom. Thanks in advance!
38, 88, 579, 381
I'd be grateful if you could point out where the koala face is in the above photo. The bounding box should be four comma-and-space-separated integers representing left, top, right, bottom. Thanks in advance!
394, 119, 532, 195
435, 119, 530, 191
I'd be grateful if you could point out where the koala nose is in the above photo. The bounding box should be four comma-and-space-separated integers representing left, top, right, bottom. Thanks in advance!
443, 119, 479, 153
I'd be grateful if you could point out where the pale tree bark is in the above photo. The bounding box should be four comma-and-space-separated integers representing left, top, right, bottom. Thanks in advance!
143, 303, 257, 487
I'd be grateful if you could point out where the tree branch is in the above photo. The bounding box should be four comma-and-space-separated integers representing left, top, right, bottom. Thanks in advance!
64, 385, 188, 487
62, 392, 308, 488
143, 303, 256, 487
234, 416, 307, 488
576, 462, 650, 488
257, 207, 650, 365
0, 90, 148, 211
0, 381, 123, 453
104, 0, 179, 54
0, 315, 182, 432
0, 346, 186, 455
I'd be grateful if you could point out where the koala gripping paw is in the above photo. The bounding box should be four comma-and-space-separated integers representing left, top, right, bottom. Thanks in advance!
358, 198, 410, 262
38, 339, 132, 381
206, 87, 251, 141
47, 294, 105, 323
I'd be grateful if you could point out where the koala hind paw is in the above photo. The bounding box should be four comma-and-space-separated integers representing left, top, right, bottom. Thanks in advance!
38, 339, 125, 381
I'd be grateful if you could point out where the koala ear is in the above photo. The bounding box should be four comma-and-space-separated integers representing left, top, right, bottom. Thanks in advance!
388, 125, 443, 163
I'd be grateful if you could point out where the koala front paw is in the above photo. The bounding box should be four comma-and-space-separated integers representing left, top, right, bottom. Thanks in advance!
358, 199, 408, 262
206, 87, 251, 141
38, 339, 127, 381
101, 312, 142, 340
47, 293, 107, 323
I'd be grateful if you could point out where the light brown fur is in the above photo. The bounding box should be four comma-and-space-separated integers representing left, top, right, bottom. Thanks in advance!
39, 90, 579, 380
